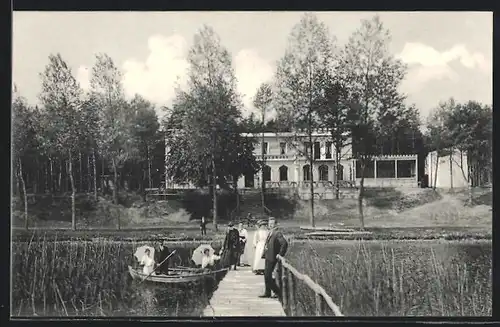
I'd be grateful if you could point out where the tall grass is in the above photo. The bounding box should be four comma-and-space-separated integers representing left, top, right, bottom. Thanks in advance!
286, 240, 492, 316
11, 235, 223, 317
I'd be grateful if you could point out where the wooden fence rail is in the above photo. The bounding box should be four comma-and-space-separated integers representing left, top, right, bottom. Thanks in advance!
276, 255, 343, 316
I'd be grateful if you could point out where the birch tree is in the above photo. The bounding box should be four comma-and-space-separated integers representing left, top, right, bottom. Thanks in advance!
273, 13, 335, 227
12, 87, 38, 229
39, 53, 83, 230
317, 79, 353, 199
129, 94, 160, 198
80, 95, 100, 200
90, 53, 137, 228
253, 82, 273, 214
339, 15, 407, 230
164, 25, 251, 230
445, 100, 492, 202
426, 99, 454, 190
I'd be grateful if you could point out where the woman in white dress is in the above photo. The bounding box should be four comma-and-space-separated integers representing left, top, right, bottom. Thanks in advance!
252, 220, 269, 274
140, 248, 155, 275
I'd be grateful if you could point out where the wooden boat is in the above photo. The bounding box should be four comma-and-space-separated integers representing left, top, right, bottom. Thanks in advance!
128, 266, 228, 284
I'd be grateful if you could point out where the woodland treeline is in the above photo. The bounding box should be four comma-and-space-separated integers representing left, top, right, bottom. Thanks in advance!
12, 13, 492, 231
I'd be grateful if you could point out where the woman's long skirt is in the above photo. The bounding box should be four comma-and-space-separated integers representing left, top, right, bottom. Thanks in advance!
252, 241, 266, 272
240, 231, 255, 266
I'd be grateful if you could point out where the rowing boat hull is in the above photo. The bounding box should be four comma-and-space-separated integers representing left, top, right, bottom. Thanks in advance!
128, 266, 227, 284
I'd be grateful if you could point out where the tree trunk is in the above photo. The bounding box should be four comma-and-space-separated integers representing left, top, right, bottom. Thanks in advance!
233, 177, 240, 215
79, 151, 83, 193
58, 159, 62, 193
261, 113, 266, 214
92, 149, 98, 200
49, 158, 54, 193
147, 145, 152, 189
45, 159, 49, 193
111, 158, 119, 205
112, 157, 120, 230
308, 132, 315, 227
433, 151, 439, 191
101, 157, 105, 194
335, 141, 341, 200
449, 149, 454, 192
68, 153, 76, 231
357, 160, 366, 230
87, 153, 91, 193
212, 156, 218, 231
19, 158, 28, 230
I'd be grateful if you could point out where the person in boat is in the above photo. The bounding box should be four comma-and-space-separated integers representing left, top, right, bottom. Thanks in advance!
252, 220, 269, 274
200, 216, 207, 236
201, 248, 221, 269
220, 221, 240, 270
154, 240, 171, 275
237, 222, 248, 266
259, 217, 288, 300
140, 248, 155, 275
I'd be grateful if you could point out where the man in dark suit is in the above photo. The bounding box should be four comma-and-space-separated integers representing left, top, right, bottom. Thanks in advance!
154, 240, 171, 275
259, 217, 288, 299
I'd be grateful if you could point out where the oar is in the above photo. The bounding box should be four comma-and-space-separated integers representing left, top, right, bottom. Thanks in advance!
138, 250, 177, 285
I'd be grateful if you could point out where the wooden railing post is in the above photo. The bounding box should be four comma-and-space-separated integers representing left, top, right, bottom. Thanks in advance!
315, 293, 325, 316
277, 255, 343, 317
281, 261, 288, 312
288, 270, 296, 316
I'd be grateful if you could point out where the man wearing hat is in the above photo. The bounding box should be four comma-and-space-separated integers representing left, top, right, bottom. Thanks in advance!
221, 222, 241, 270
259, 217, 288, 299
154, 240, 171, 275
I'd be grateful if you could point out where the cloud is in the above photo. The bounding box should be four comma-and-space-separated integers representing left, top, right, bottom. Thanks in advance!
233, 48, 274, 116
396, 42, 490, 93
122, 34, 190, 114
76, 35, 275, 120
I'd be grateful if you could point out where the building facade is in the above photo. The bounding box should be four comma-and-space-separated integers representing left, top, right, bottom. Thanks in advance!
164, 130, 420, 190
236, 131, 355, 190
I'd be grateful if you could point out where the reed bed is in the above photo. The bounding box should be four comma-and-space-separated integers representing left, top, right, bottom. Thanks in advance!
285, 240, 492, 316
11, 234, 223, 317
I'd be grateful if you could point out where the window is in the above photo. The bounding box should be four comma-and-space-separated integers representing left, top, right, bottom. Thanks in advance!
303, 165, 311, 181
280, 142, 286, 155
319, 165, 329, 181
263, 165, 271, 181
279, 165, 288, 181
325, 142, 332, 159
304, 142, 311, 156
263, 142, 268, 155
314, 142, 321, 159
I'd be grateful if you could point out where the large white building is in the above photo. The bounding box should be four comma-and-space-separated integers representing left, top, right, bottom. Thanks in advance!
164, 130, 420, 193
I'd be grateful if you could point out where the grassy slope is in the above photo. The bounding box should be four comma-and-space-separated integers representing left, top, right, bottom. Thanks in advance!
12, 187, 492, 234
285, 187, 491, 230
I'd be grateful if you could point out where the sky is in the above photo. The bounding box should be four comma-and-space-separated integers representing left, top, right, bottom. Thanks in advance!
12, 11, 492, 122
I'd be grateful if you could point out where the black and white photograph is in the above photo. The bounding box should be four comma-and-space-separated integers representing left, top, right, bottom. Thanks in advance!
11, 11, 492, 318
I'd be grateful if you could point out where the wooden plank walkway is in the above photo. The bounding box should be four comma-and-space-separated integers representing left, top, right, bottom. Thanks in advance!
203, 266, 286, 317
